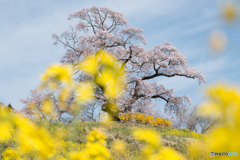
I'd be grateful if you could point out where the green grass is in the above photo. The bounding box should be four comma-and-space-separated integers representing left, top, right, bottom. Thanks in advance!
61, 121, 206, 159
0, 121, 208, 160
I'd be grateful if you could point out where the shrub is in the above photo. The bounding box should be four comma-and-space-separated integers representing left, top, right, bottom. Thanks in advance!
118, 113, 172, 127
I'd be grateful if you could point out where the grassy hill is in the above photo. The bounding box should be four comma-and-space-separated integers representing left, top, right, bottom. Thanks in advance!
0, 121, 208, 159
56, 121, 206, 159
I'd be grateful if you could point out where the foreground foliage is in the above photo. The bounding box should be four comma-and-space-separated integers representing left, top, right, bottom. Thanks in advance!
3, 82, 240, 159
0, 112, 205, 160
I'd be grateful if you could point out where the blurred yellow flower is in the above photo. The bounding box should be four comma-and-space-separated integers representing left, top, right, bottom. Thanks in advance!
14, 116, 55, 158
133, 129, 160, 148
194, 83, 240, 158
40, 64, 73, 87
0, 121, 13, 142
187, 140, 210, 160
79, 50, 126, 99
69, 151, 88, 160
68, 129, 110, 160
2, 147, 21, 160
58, 87, 72, 100
76, 82, 95, 102
221, 2, 239, 22
95, 66, 126, 99
41, 99, 54, 114
55, 127, 68, 139
87, 130, 107, 145
79, 54, 98, 75
98, 50, 116, 66
209, 30, 227, 52
0, 108, 14, 142
112, 140, 125, 152
157, 147, 185, 160
200, 83, 240, 125
28, 102, 36, 110
84, 143, 110, 159
198, 101, 222, 118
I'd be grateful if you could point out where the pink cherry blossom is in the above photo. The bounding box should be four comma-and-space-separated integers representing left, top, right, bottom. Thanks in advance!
23, 7, 206, 121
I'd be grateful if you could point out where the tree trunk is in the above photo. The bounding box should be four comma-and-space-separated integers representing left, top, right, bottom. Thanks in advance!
101, 103, 120, 121
108, 112, 120, 121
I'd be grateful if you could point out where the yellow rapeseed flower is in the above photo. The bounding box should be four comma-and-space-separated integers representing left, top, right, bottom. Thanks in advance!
41, 99, 54, 115
209, 30, 227, 53
2, 147, 21, 160
87, 130, 107, 145
133, 129, 160, 148
98, 50, 116, 66
221, 2, 239, 22
95, 69, 122, 99
84, 143, 110, 159
14, 116, 55, 158
69, 129, 110, 160
68, 151, 88, 160
0, 108, 14, 142
40, 64, 73, 87
192, 83, 240, 158
187, 139, 210, 160
76, 82, 95, 102
78, 54, 98, 75
112, 140, 125, 152
157, 147, 185, 160
0, 121, 13, 142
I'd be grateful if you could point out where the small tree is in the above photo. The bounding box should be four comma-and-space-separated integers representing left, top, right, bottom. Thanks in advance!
79, 102, 99, 122
20, 89, 76, 123
172, 105, 219, 133
0, 102, 5, 107
0, 103, 15, 114
198, 115, 220, 134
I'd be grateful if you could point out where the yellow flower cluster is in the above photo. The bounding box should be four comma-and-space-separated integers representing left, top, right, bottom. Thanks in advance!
69, 130, 110, 160
40, 64, 73, 88
158, 128, 206, 139
112, 140, 126, 152
0, 50, 127, 159
194, 84, 240, 157
79, 50, 126, 100
118, 113, 133, 122
0, 106, 110, 160
221, 2, 239, 23
27, 50, 127, 122
133, 112, 144, 123
86, 129, 107, 145
118, 113, 172, 127
133, 129, 185, 160
0, 107, 55, 159
3, 147, 20, 160
38, 64, 74, 110
152, 117, 172, 127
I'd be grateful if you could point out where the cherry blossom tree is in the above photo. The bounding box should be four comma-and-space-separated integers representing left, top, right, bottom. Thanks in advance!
51, 6, 206, 120
22, 6, 205, 121
79, 102, 99, 122
171, 105, 220, 133
20, 89, 76, 122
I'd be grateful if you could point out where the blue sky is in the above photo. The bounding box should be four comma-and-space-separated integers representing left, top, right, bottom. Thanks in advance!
0, 0, 239, 113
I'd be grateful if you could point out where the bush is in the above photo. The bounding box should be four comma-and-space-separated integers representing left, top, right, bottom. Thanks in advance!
118, 113, 172, 127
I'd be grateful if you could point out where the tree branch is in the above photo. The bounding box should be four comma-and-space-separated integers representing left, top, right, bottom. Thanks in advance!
142, 73, 196, 81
